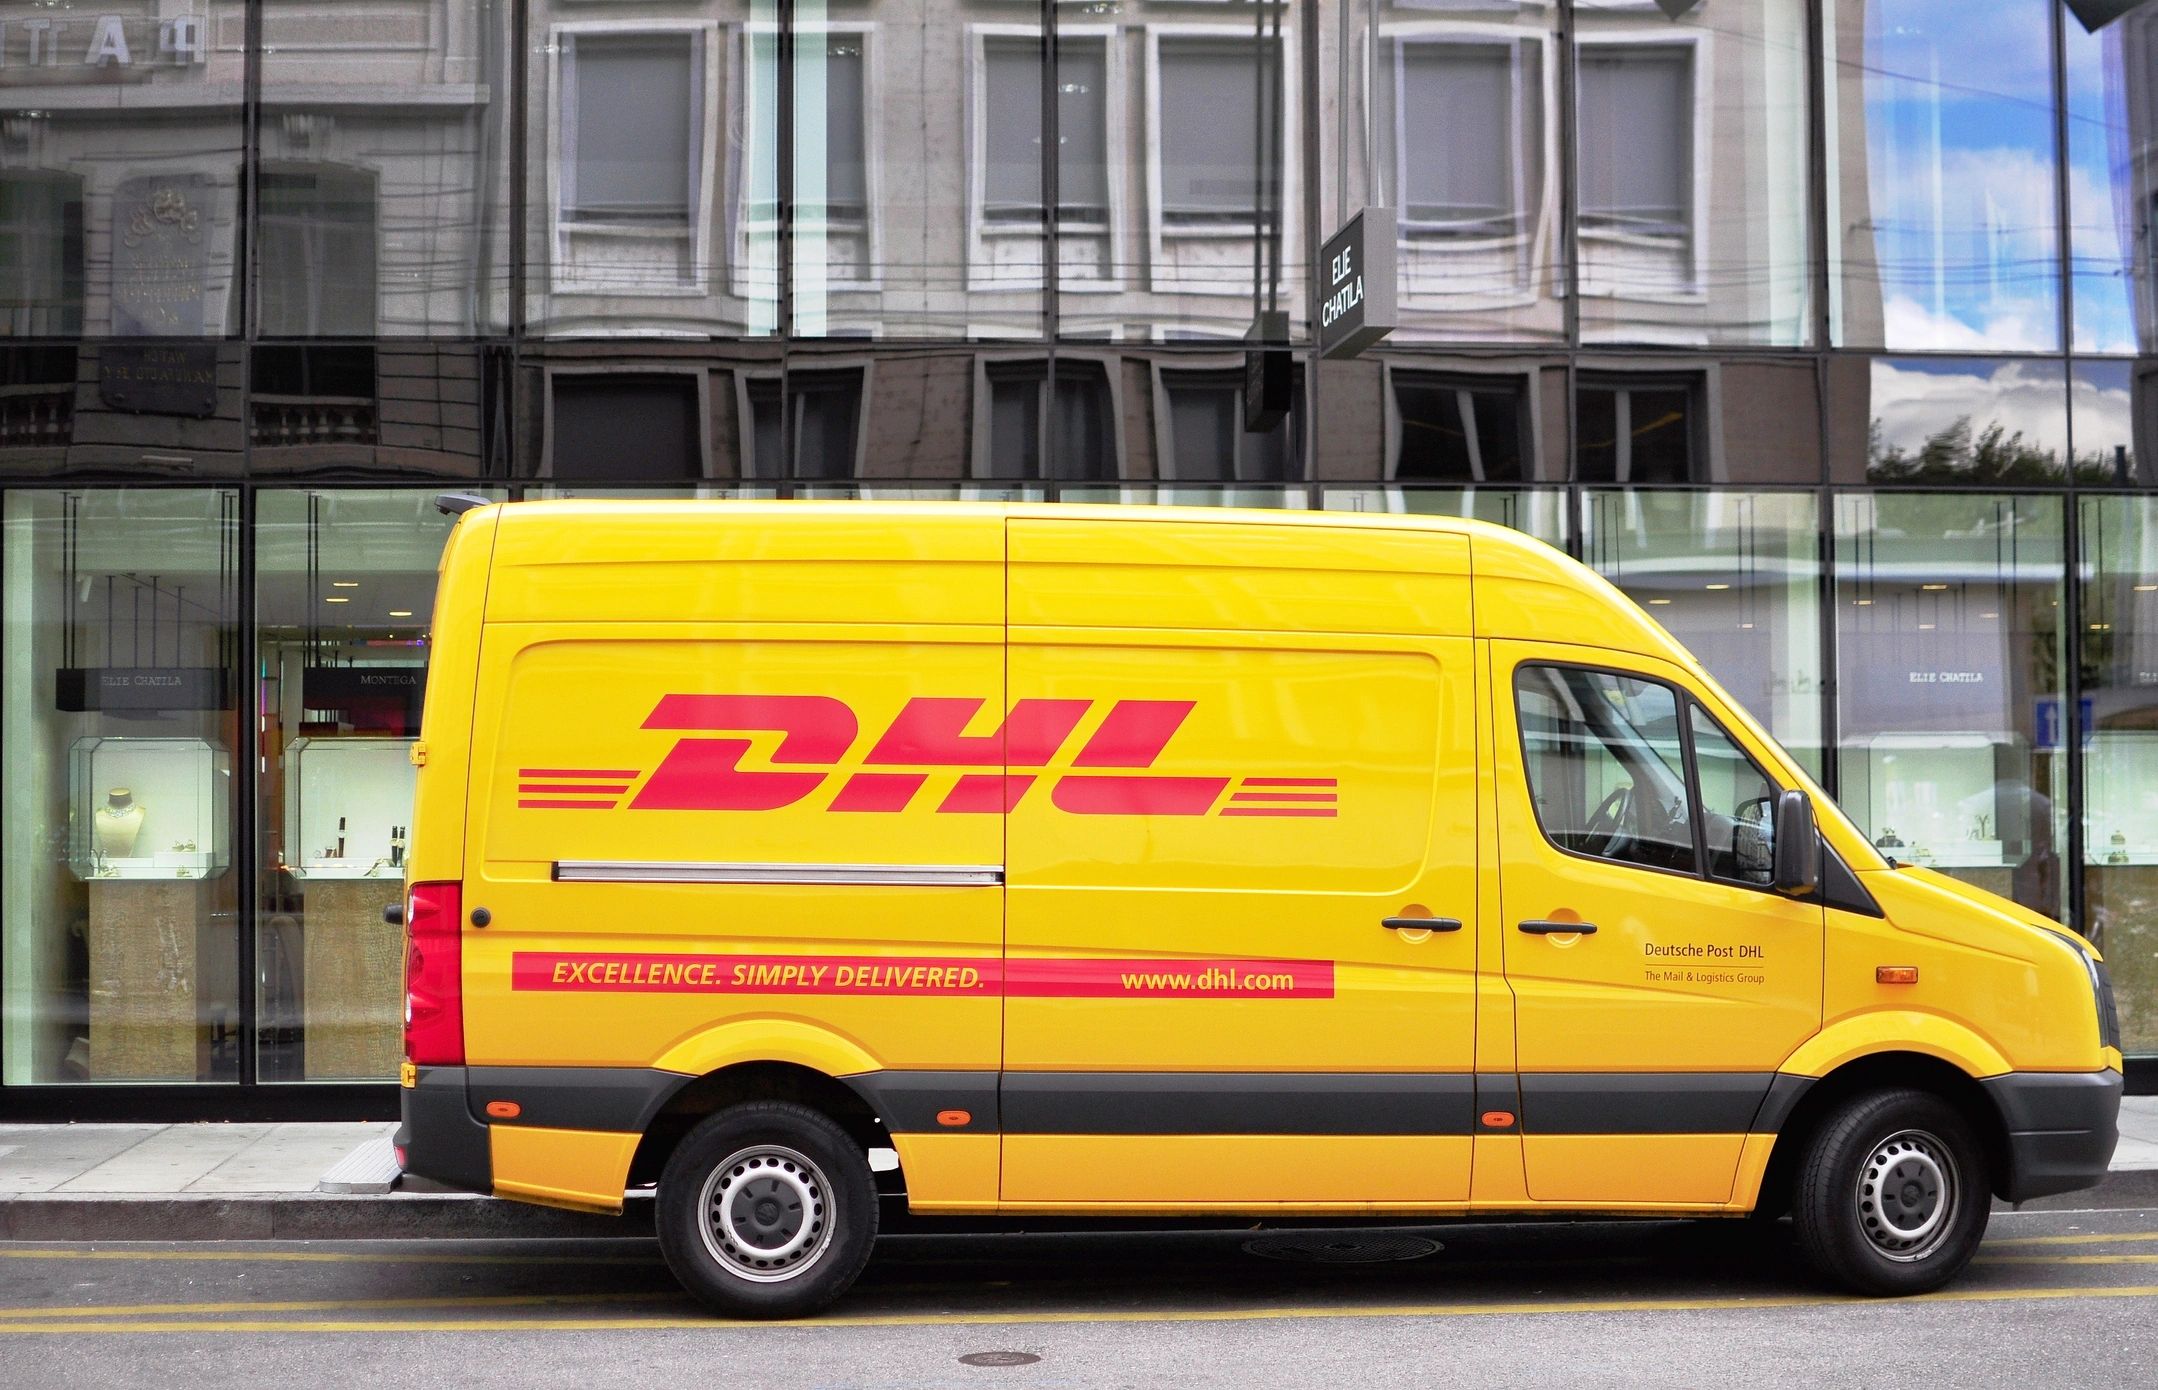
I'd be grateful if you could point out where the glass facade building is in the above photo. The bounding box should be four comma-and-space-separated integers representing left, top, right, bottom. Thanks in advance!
3, 0, 2157, 1110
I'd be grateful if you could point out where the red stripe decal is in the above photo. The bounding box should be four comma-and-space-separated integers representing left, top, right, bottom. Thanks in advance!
939, 773, 1036, 814
1239, 777, 1336, 788
1071, 700, 1197, 768
516, 953, 996, 995
1219, 808, 1338, 818
520, 783, 632, 795
1228, 791, 1337, 803
512, 953, 1334, 999
520, 768, 639, 779
829, 772, 927, 813
518, 799, 618, 810
1050, 775, 1228, 816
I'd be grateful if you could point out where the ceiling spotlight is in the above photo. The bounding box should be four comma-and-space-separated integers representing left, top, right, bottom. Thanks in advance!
1648, 598, 1673, 606
325, 596, 350, 604
389, 609, 414, 618
1705, 583, 1730, 591
1921, 583, 1949, 591
331, 580, 360, 588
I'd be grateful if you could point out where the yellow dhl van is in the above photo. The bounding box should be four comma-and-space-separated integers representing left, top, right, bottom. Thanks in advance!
392, 497, 2122, 1318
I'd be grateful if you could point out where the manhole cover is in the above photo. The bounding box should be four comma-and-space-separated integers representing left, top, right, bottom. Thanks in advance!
1242, 1234, 1442, 1264
959, 1352, 1043, 1368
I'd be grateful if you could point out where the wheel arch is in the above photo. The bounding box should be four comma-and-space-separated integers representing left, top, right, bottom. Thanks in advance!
1750, 1051, 2013, 1214
627, 1060, 899, 1192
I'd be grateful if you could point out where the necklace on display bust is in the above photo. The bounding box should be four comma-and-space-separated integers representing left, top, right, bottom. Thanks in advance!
94, 787, 146, 859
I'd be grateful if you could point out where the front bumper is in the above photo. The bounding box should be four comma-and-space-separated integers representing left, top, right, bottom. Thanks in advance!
395, 1064, 492, 1195
1982, 1069, 2123, 1202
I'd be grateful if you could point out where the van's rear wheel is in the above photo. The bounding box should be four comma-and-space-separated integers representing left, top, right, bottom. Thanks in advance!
657, 1101, 878, 1318
1791, 1088, 1989, 1296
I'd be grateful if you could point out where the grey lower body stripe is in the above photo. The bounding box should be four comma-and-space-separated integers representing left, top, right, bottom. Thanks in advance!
1518, 1072, 1778, 1136
553, 860, 1002, 887
1000, 1072, 1478, 1137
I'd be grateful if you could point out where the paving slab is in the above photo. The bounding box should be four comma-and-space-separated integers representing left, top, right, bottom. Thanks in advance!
193, 1123, 398, 1194
52, 1125, 275, 1194
0, 1126, 164, 1195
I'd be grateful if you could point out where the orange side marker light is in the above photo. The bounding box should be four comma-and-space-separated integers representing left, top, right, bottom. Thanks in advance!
936, 1109, 972, 1128
1480, 1110, 1516, 1129
484, 1100, 522, 1119
1876, 966, 1919, 985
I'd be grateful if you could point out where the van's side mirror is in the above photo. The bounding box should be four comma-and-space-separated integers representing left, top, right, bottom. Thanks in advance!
1772, 790, 1819, 898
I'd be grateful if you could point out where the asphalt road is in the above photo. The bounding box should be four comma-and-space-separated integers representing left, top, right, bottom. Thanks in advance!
4, 1208, 2157, 1389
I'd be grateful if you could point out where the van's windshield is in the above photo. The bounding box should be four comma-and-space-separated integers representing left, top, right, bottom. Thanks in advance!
1516, 665, 1696, 876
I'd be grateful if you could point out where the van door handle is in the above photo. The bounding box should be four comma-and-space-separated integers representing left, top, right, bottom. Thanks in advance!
1518, 919, 1598, 935
1382, 916, 1464, 932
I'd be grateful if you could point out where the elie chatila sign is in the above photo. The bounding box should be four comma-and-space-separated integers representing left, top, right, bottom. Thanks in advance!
1317, 207, 1397, 360
56, 667, 230, 713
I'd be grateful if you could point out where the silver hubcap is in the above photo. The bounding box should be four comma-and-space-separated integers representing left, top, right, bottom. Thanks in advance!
1855, 1128, 1958, 1262
697, 1145, 835, 1283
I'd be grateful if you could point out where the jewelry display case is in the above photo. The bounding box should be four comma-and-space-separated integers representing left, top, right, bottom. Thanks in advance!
283, 736, 415, 1079
2086, 731, 2158, 866
68, 736, 231, 882
1846, 733, 2041, 871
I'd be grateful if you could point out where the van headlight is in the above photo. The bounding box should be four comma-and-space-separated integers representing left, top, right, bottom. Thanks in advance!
2044, 928, 2121, 1053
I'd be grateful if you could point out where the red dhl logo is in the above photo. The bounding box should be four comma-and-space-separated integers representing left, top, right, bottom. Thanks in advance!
516, 694, 1338, 818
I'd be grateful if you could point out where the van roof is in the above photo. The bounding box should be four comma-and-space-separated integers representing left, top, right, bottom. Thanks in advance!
473, 496, 1698, 672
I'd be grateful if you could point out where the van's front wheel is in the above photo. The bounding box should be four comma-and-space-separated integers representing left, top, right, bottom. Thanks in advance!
1791, 1088, 1989, 1296
657, 1101, 879, 1318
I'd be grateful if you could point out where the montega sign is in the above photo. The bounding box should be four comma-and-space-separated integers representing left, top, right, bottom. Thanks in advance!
1317, 206, 1397, 359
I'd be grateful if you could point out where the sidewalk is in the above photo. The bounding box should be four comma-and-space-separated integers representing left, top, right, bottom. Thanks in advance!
4, 1097, 2156, 1240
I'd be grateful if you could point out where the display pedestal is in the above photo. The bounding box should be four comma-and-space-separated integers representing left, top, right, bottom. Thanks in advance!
87, 880, 199, 1080
302, 879, 405, 1079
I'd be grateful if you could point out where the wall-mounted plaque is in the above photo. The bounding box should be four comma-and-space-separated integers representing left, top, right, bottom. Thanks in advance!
98, 343, 219, 418
111, 173, 211, 338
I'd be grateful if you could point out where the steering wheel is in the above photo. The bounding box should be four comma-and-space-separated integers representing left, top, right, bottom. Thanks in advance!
1582, 783, 1636, 859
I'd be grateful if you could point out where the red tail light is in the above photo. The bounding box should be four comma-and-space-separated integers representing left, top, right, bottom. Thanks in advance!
403, 880, 464, 1065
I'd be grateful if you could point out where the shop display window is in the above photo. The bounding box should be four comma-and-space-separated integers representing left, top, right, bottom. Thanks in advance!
69, 737, 231, 883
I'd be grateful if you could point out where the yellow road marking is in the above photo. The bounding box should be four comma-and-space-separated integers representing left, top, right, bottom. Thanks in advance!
1987, 1232, 2158, 1249
0, 1292, 680, 1321
1, 1284, 2154, 1335
0, 1248, 654, 1267
1982, 1254, 2158, 1266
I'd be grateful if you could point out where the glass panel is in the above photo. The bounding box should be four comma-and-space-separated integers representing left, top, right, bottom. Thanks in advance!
1862, 357, 2069, 484
792, 1, 1044, 339
1576, 372, 1703, 483
1578, 0, 1812, 346
3, 490, 242, 1084
1320, 487, 1569, 549
1095, 7, 1300, 342
254, 490, 499, 1081
1690, 705, 1781, 889
2080, 493, 2158, 1053
259, 0, 511, 336
1515, 665, 1698, 876
1156, 363, 1302, 483
1360, 2, 1561, 344
2072, 359, 2152, 485
550, 374, 703, 480
529, 0, 775, 337
0, 1, 244, 337
1834, 493, 2068, 922
1391, 370, 1529, 482
1827, 0, 2061, 350
1584, 490, 1826, 779
252, 343, 505, 478
2064, 8, 2150, 355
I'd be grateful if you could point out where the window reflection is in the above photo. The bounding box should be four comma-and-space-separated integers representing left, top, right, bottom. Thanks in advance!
259, 1, 509, 336
1366, 1, 1562, 343
1, 1, 245, 338
2064, 7, 2158, 354
1834, 493, 2068, 922
2080, 494, 2158, 1050
1862, 358, 2071, 484
1576, 0, 1811, 346
1585, 489, 1826, 778
1829, 0, 2061, 349
1320, 486, 1568, 549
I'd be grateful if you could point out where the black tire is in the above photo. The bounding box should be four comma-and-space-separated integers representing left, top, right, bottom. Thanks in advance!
1790, 1088, 1990, 1296
656, 1100, 879, 1318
